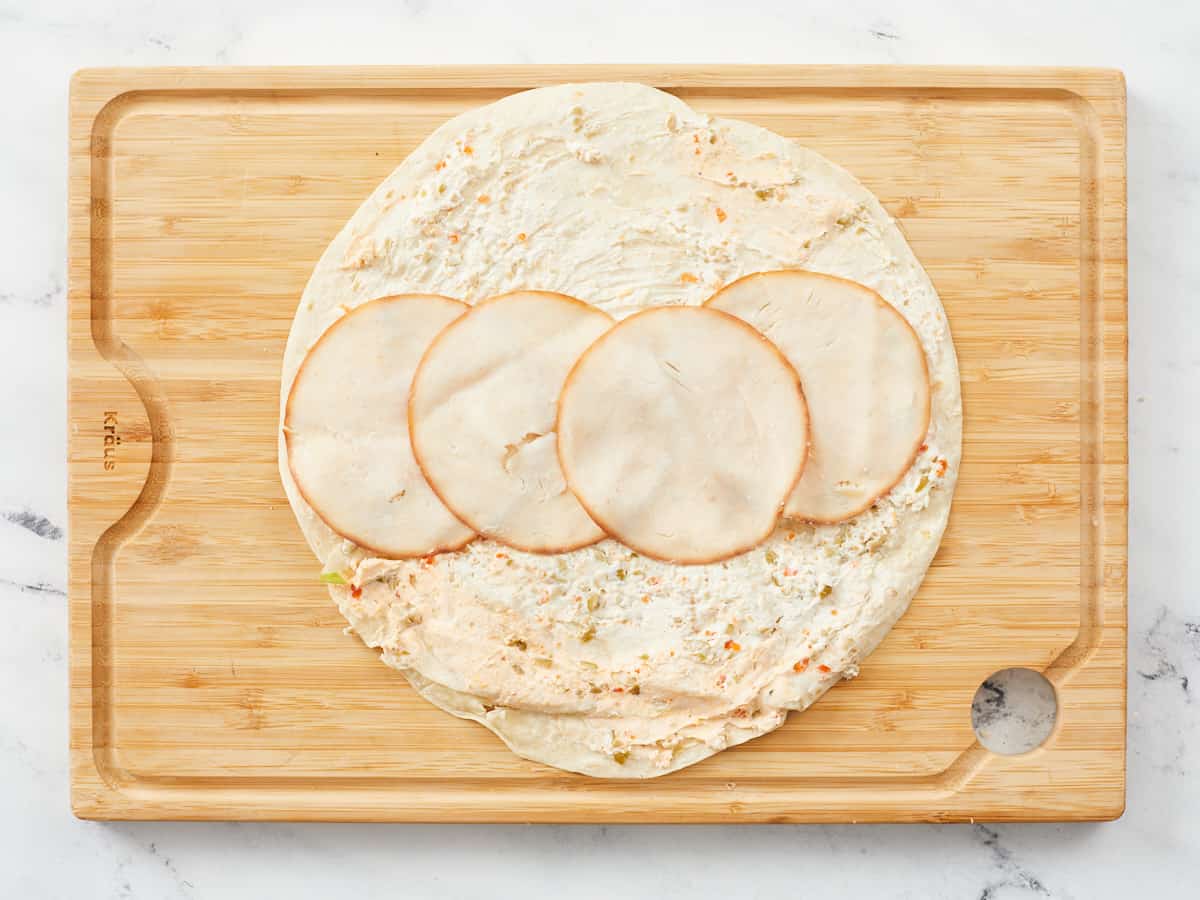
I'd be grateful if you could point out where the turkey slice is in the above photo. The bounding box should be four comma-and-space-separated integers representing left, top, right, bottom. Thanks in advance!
707, 270, 931, 523
556, 306, 809, 564
284, 294, 474, 558
409, 291, 613, 553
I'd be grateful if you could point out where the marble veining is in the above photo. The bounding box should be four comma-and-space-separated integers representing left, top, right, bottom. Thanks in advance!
0, 280, 62, 307
2, 507, 64, 541
1137, 607, 1197, 700
973, 826, 1050, 899
1, 0, 1196, 897
971, 668, 1059, 756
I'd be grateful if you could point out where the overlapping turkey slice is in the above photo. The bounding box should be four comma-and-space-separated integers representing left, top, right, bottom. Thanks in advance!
556, 306, 810, 564
409, 291, 614, 553
706, 270, 931, 524
284, 294, 475, 558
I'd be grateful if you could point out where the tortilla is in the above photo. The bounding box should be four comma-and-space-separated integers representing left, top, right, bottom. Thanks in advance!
557, 306, 809, 563
279, 82, 962, 778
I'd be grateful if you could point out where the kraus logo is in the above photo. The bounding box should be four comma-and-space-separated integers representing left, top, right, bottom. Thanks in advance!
103, 411, 120, 471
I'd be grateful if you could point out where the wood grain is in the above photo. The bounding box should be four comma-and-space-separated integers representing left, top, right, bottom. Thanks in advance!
68, 66, 1127, 822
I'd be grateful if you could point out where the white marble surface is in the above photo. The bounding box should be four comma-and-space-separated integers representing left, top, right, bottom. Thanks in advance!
2, 0, 1196, 896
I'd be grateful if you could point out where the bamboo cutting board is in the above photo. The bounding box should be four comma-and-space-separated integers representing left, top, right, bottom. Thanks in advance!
68, 66, 1127, 822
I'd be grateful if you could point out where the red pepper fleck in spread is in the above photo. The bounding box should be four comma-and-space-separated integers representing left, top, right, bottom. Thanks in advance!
462, 145, 474, 155
818, 664, 832, 673
793, 658, 810, 673
477, 194, 490, 204
612, 686, 624, 693
495, 552, 508, 559
350, 585, 363, 599
715, 207, 727, 223
517, 232, 527, 242
936, 458, 949, 477
724, 640, 741, 652
680, 273, 698, 284
434, 160, 446, 171
448, 233, 459, 244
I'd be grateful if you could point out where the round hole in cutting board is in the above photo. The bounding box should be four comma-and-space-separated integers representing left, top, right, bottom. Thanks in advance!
970, 667, 1058, 755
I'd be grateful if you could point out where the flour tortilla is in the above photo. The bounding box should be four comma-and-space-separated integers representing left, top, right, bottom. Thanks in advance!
707, 270, 931, 524
409, 290, 612, 553
557, 306, 809, 564
279, 82, 962, 778
284, 295, 474, 558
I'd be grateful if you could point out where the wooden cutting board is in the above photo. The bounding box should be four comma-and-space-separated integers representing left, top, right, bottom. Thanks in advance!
68, 66, 1127, 822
